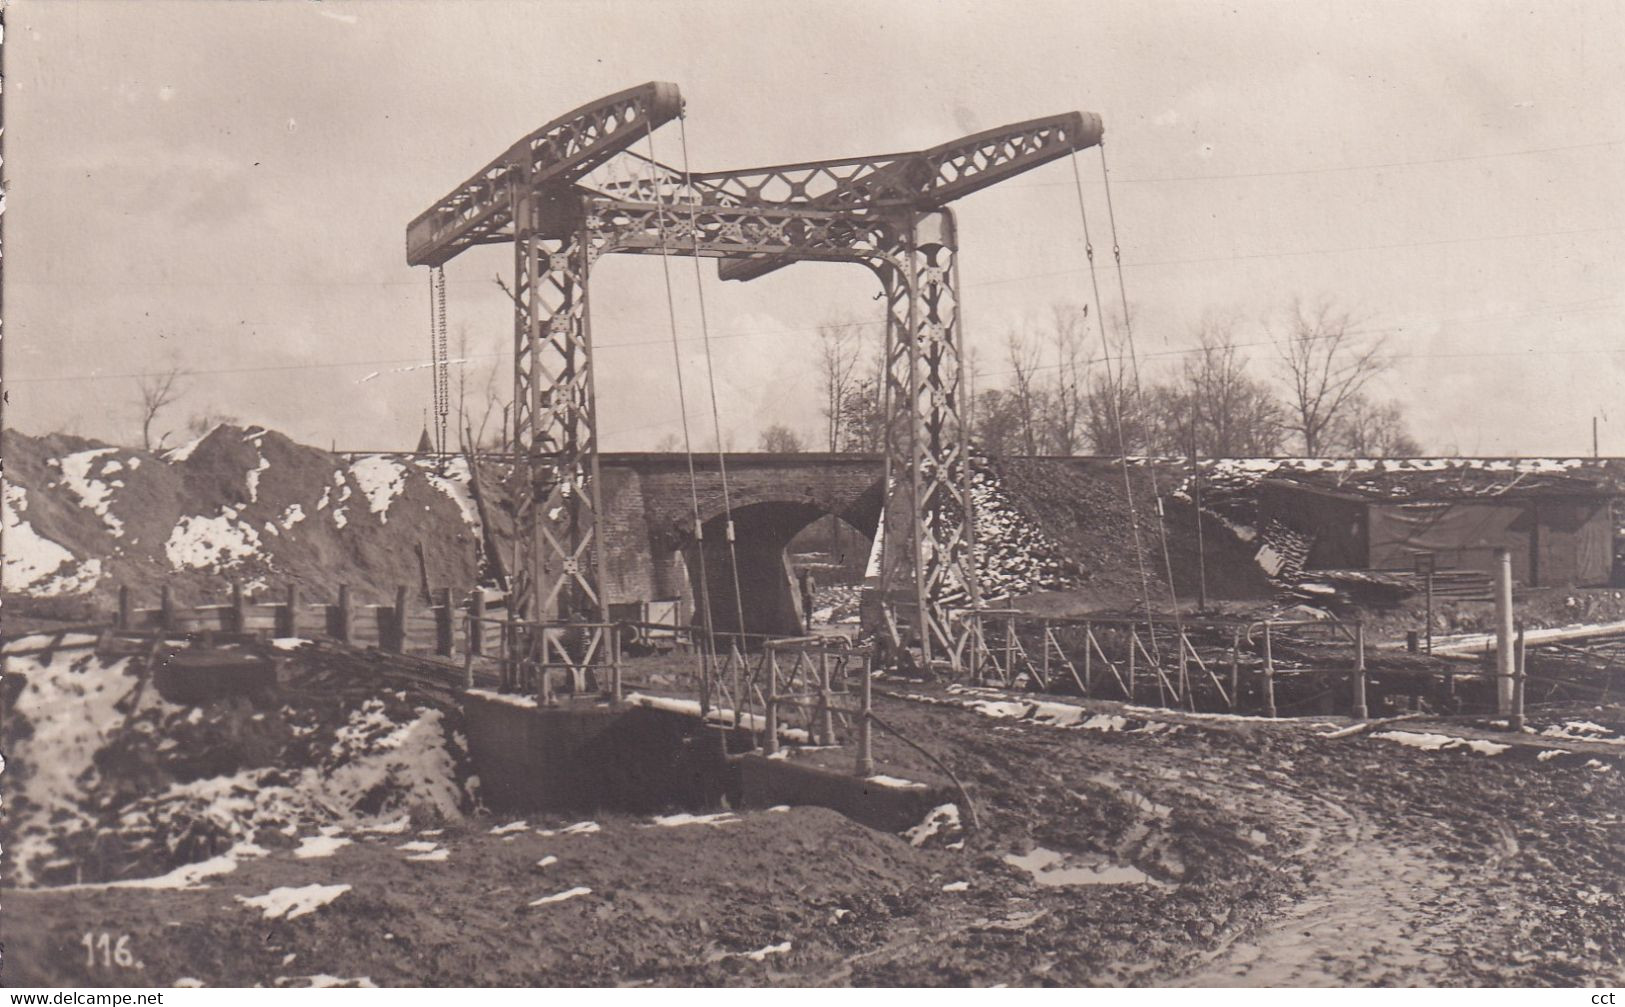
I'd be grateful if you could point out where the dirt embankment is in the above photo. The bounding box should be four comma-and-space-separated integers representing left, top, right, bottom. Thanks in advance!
8, 640, 1623, 987
3, 426, 502, 613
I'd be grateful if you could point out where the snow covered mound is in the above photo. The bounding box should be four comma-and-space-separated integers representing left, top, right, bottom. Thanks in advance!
1, 633, 476, 887
2, 426, 496, 605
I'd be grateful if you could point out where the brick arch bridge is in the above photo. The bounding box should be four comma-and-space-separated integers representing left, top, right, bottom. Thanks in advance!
597, 453, 885, 636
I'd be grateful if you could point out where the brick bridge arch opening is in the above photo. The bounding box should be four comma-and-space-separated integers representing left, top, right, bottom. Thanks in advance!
691, 497, 880, 638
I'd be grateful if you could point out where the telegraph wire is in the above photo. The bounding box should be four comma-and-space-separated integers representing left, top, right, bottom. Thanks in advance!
11, 294, 1619, 386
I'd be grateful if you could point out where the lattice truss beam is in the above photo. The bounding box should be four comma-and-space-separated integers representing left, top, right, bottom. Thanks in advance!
407, 82, 1102, 664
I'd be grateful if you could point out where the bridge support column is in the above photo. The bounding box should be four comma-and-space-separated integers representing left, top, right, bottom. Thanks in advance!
511, 197, 609, 640
875, 210, 978, 664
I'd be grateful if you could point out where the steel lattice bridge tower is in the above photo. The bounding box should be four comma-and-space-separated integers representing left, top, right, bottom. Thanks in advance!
407, 82, 1102, 668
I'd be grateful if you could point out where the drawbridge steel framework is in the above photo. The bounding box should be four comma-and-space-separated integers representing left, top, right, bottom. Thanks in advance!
406, 81, 1103, 671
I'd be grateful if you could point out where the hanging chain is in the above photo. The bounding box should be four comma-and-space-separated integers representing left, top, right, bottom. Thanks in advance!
432, 265, 450, 454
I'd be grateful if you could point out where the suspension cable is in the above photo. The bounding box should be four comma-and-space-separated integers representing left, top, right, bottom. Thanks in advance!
677, 112, 751, 648
641, 113, 722, 709
1099, 145, 1186, 656
1069, 150, 1159, 651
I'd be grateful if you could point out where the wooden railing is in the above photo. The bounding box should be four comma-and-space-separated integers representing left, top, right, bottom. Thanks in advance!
945, 607, 1370, 718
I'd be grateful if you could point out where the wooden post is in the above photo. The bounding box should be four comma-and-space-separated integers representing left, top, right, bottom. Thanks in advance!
463, 614, 476, 691
1083, 622, 1093, 696
1183, 633, 1196, 711
1263, 623, 1277, 719
468, 591, 486, 657
283, 584, 300, 638
336, 585, 353, 644
1511, 622, 1527, 732
610, 622, 623, 704
1041, 620, 1052, 689
1352, 621, 1369, 720
160, 585, 176, 633
1127, 627, 1137, 701
434, 588, 454, 656
856, 649, 875, 777
1229, 627, 1241, 710
392, 586, 409, 653
819, 650, 835, 746
764, 647, 780, 757
231, 582, 248, 635
1003, 614, 1015, 685
1493, 548, 1516, 715
117, 585, 132, 630
1424, 568, 1435, 655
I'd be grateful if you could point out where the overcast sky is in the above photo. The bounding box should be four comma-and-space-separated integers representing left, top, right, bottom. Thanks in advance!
7, 0, 1623, 455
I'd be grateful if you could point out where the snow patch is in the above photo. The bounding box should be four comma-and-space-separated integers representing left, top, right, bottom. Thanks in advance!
649, 812, 739, 828
237, 883, 351, 920
349, 455, 408, 522
867, 775, 928, 790
420, 456, 481, 531
293, 835, 353, 859
529, 886, 592, 906
537, 821, 600, 836
165, 509, 264, 571
1371, 730, 1509, 756
164, 426, 219, 463
905, 804, 961, 847
59, 448, 125, 537
407, 848, 450, 862
3, 484, 85, 593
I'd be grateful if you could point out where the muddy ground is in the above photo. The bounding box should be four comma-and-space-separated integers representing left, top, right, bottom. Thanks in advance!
7, 653, 1623, 989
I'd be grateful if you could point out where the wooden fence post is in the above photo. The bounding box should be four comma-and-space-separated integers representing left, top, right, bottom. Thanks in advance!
764, 647, 780, 757
160, 585, 176, 632
1352, 621, 1369, 720
1083, 622, 1093, 696
232, 582, 248, 635
283, 584, 300, 638
1511, 622, 1527, 732
610, 621, 623, 704
1263, 623, 1277, 719
392, 585, 409, 653
435, 587, 454, 657
1131, 630, 1144, 701
117, 585, 132, 630
856, 649, 874, 777
336, 585, 353, 644
468, 590, 485, 657
1229, 627, 1241, 710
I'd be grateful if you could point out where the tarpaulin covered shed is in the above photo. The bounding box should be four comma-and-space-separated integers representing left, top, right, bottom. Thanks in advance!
1259, 472, 1617, 588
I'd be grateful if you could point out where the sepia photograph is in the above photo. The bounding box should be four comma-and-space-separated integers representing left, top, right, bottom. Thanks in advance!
2, 0, 1623, 991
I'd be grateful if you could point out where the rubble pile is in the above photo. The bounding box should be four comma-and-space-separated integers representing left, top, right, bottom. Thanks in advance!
1, 633, 476, 887
966, 456, 1078, 601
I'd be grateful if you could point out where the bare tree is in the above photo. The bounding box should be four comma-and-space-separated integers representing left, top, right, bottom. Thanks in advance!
1336, 395, 1423, 457
758, 423, 805, 453
972, 388, 1026, 457
1043, 303, 1090, 455
1273, 297, 1388, 455
652, 432, 682, 452
137, 364, 186, 451
1004, 326, 1045, 455
1180, 317, 1285, 456
815, 318, 866, 453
